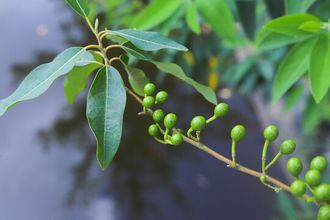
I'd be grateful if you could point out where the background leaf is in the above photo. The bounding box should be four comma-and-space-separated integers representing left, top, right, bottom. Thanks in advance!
309, 34, 330, 103
0, 47, 90, 116
272, 38, 316, 101
298, 21, 321, 33
125, 66, 150, 96
152, 61, 217, 104
196, 0, 237, 43
130, 0, 182, 30
86, 66, 126, 170
285, 0, 315, 14
64, 0, 89, 17
109, 29, 188, 51
185, 1, 201, 34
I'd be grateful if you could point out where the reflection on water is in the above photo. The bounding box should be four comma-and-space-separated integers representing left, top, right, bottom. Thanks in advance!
0, 0, 285, 219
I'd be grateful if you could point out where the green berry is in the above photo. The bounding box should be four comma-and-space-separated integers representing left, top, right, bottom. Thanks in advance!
290, 179, 306, 197
305, 169, 322, 187
280, 140, 296, 155
263, 125, 279, 142
259, 175, 267, 182
144, 83, 156, 95
155, 91, 168, 104
164, 113, 177, 129
171, 133, 183, 146
231, 125, 246, 142
148, 124, 159, 137
143, 96, 155, 108
318, 205, 330, 220
310, 156, 328, 173
287, 157, 303, 177
152, 109, 165, 123
314, 184, 330, 201
190, 116, 207, 131
214, 103, 229, 118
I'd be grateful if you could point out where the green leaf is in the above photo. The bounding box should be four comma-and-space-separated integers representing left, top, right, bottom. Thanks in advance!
64, 52, 103, 105
152, 61, 217, 104
256, 28, 313, 50
86, 66, 126, 170
108, 29, 188, 51
0, 47, 90, 117
264, 14, 320, 36
284, 85, 304, 111
309, 34, 330, 103
64, 0, 89, 17
298, 21, 321, 33
303, 96, 324, 134
196, 0, 237, 43
272, 39, 316, 102
285, 0, 315, 14
130, 0, 183, 30
185, 1, 201, 34
125, 66, 150, 96
121, 42, 151, 61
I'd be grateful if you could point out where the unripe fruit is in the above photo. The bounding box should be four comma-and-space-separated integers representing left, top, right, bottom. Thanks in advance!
143, 83, 156, 95
310, 156, 328, 173
171, 133, 183, 146
280, 140, 296, 155
314, 184, 330, 201
148, 124, 159, 137
164, 113, 177, 129
263, 125, 279, 142
190, 116, 207, 131
287, 157, 303, 177
231, 125, 246, 142
318, 205, 330, 220
155, 91, 168, 104
305, 169, 322, 187
214, 103, 229, 118
259, 175, 267, 182
152, 109, 165, 123
143, 96, 155, 108
290, 179, 306, 197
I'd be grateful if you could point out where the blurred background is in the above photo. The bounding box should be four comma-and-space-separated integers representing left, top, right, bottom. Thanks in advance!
0, 0, 329, 219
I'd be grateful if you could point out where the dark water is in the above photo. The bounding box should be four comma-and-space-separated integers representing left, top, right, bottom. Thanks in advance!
0, 1, 284, 219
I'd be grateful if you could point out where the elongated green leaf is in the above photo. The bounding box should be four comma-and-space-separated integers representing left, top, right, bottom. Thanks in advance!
285, 0, 315, 14
122, 42, 151, 61
298, 21, 321, 33
64, 52, 103, 105
130, 0, 182, 30
196, 0, 237, 43
152, 61, 217, 104
256, 28, 313, 50
185, 1, 201, 34
309, 34, 330, 103
265, 14, 320, 36
87, 66, 126, 170
108, 29, 188, 51
0, 47, 90, 116
125, 66, 150, 96
284, 85, 304, 111
65, 0, 89, 17
272, 39, 316, 101
303, 96, 324, 134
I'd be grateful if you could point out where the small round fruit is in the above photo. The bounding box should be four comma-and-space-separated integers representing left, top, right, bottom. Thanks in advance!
155, 91, 168, 104
190, 116, 207, 131
287, 157, 303, 177
314, 184, 330, 201
290, 179, 306, 197
143, 83, 156, 95
230, 125, 246, 142
305, 169, 322, 187
214, 103, 229, 118
280, 140, 296, 155
318, 205, 330, 220
310, 156, 328, 173
171, 133, 183, 146
143, 96, 155, 108
164, 113, 177, 129
263, 125, 279, 142
148, 124, 159, 137
259, 175, 267, 182
152, 109, 165, 123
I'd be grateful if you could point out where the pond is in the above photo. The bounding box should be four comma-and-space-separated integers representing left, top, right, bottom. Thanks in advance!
0, 1, 284, 219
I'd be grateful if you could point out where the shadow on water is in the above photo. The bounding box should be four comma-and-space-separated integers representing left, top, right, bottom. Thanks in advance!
0, 0, 288, 219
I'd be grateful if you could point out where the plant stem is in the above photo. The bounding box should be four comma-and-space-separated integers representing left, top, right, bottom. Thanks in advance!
265, 152, 282, 171
262, 140, 270, 174
231, 141, 237, 167
206, 115, 217, 124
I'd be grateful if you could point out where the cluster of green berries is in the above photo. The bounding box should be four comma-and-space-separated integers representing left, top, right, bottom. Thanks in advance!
143, 83, 168, 108
287, 155, 330, 219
